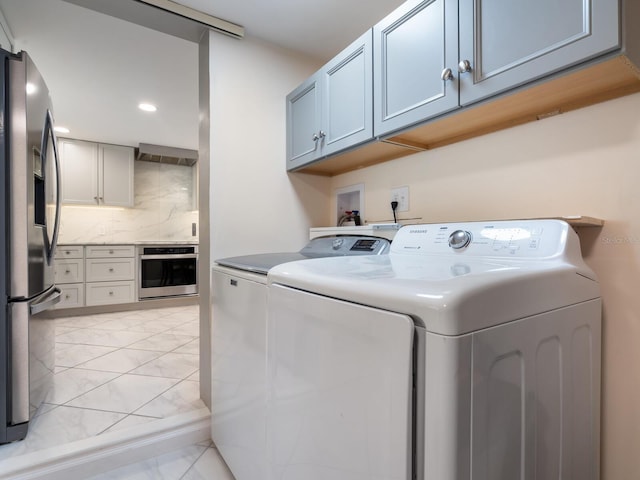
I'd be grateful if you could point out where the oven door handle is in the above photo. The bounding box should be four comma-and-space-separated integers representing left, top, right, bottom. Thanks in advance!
140, 254, 198, 260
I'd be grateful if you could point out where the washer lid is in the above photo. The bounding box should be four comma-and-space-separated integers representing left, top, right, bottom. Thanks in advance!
268, 220, 600, 336
215, 235, 390, 274
216, 252, 309, 275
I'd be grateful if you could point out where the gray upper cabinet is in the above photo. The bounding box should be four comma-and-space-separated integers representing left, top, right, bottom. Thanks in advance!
287, 30, 373, 171
374, 0, 459, 137
288, 0, 638, 176
458, 0, 620, 105
286, 73, 321, 169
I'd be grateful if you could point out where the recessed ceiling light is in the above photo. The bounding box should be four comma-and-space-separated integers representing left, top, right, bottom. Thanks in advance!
138, 103, 157, 112
54, 126, 70, 134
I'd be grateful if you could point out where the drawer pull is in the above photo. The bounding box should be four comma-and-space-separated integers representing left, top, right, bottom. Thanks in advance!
109, 268, 114, 272
230, 279, 238, 286
65, 251, 71, 255
109, 291, 114, 296
65, 294, 71, 299
65, 270, 71, 274
109, 250, 114, 254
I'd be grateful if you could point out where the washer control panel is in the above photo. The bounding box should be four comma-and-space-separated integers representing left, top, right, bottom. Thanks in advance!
300, 235, 391, 257
391, 220, 573, 258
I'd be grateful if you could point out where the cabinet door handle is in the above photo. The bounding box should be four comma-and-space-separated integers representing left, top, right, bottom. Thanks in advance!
458, 59, 472, 74
65, 269, 70, 274
109, 268, 114, 272
109, 291, 114, 296
312, 133, 320, 142
441, 68, 454, 81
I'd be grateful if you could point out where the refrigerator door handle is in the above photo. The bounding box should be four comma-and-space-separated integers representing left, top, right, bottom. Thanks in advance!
29, 286, 61, 316
49, 110, 61, 260
41, 109, 61, 264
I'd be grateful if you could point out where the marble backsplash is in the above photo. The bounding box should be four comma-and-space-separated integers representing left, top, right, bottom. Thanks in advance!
58, 161, 199, 244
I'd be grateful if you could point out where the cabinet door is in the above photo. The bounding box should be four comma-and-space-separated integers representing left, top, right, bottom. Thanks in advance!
54, 258, 84, 284
85, 258, 135, 282
286, 72, 322, 170
459, 0, 619, 105
321, 30, 373, 157
374, 0, 459, 137
100, 144, 134, 207
55, 283, 84, 309
59, 139, 99, 205
85, 280, 135, 306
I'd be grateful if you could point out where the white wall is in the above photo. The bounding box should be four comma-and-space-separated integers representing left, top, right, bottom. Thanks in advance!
207, 33, 330, 260
330, 92, 640, 479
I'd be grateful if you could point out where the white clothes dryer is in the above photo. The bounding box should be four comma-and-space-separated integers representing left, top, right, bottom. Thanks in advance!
266, 219, 601, 480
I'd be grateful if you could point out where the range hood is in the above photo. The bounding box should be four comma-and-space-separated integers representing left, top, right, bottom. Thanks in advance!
135, 143, 198, 166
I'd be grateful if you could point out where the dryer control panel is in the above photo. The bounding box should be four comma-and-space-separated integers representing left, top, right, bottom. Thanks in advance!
391, 220, 574, 259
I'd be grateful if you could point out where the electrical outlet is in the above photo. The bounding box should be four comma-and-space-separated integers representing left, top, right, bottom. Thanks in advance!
390, 186, 409, 212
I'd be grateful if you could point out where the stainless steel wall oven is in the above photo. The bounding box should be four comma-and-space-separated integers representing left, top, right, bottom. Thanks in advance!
138, 245, 198, 299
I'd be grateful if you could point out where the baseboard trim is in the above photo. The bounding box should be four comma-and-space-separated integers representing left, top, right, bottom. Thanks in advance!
0, 408, 211, 480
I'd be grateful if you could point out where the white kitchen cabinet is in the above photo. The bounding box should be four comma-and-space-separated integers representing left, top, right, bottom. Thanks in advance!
54, 245, 85, 309
85, 281, 135, 306
84, 245, 136, 306
286, 29, 373, 170
59, 138, 134, 207
86, 245, 135, 258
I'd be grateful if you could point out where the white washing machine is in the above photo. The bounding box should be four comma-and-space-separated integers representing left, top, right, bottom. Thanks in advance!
211, 235, 391, 480
266, 219, 601, 480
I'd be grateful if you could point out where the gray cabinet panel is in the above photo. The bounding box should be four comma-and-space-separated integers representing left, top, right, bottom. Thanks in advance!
322, 30, 372, 156
287, 30, 373, 170
374, 0, 459, 137
459, 0, 620, 105
286, 75, 321, 169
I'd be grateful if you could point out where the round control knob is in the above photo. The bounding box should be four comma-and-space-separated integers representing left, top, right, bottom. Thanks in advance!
448, 230, 472, 250
332, 238, 344, 250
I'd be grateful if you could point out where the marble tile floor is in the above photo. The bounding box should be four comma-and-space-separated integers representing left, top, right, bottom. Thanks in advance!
0, 304, 205, 462
87, 441, 235, 480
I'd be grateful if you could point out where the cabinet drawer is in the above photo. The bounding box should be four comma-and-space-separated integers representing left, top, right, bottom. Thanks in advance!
86, 245, 135, 258
55, 283, 85, 309
55, 245, 84, 260
85, 281, 135, 306
85, 258, 135, 282
55, 259, 84, 284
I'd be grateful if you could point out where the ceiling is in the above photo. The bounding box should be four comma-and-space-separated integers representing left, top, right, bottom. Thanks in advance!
168, 0, 404, 61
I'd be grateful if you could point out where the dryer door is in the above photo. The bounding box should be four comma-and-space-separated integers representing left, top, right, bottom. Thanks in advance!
267, 284, 415, 480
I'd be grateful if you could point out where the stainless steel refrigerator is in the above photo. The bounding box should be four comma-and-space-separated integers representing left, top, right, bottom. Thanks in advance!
0, 49, 62, 444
